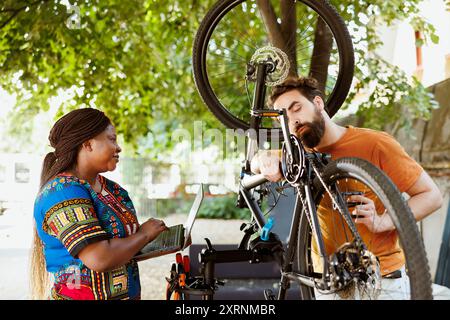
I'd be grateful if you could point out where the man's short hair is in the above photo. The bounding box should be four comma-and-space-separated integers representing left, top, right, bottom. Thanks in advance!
268, 76, 325, 107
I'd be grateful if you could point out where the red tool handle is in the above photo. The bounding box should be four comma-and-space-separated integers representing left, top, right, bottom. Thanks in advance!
183, 255, 190, 274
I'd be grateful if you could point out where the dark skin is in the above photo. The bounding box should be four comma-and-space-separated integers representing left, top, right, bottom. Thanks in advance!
78, 218, 168, 273
66, 124, 169, 273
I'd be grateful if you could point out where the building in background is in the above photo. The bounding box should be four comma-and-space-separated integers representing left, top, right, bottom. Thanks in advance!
376, 0, 450, 85
368, 0, 450, 279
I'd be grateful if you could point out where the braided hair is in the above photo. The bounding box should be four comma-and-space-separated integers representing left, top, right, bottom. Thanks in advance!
39, 108, 111, 189
31, 108, 111, 299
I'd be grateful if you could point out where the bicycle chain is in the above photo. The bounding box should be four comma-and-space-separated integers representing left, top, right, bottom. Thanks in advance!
309, 162, 362, 243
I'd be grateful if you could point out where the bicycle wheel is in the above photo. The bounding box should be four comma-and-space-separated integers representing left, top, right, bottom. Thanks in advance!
193, 0, 354, 131
296, 157, 432, 300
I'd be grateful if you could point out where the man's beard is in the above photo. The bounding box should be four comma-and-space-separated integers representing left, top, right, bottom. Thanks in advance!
294, 110, 325, 149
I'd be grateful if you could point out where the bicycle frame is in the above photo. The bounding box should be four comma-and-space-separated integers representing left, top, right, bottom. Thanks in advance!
192, 61, 361, 300
237, 61, 363, 298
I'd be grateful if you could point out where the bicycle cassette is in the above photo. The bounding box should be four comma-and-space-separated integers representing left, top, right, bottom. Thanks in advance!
248, 45, 290, 86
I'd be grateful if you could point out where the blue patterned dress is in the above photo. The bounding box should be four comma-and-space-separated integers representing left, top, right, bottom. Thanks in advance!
34, 173, 141, 300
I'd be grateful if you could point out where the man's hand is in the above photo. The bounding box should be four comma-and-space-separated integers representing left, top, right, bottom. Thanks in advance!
349, 195, 396, 233
251, 150, 283, 182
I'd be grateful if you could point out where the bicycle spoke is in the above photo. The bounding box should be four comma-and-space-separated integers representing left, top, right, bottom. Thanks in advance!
297, 51, 337, 62
215, 27, 260, 52
210, 41, 250, 62
223, 83, 250, 110
212, 78, 246, 92
209, 61, 246, 68
207, 49, 247, 63
296, 41, 316, 53
284, 6, 312, 54
208, 65, 247, 78
294, 29, 317, 48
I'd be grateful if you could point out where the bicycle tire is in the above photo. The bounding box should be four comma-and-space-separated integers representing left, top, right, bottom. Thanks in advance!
193, 0, 354, 132
296, 157, 432, 300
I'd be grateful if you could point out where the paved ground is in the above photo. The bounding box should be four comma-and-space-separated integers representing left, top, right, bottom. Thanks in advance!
0, 209, 34, 300
0, 210, 246, 300
2, 210, 449, 300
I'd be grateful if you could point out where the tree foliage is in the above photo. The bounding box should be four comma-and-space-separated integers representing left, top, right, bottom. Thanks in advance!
0, 0, 219, 156
0, 0, 441, 157
334, 0, 440, 133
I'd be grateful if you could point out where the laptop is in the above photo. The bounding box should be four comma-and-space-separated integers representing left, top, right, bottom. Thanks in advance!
134, 184, 204, 261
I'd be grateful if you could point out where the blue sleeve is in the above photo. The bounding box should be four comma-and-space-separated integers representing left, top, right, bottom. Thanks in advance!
38, 181, 109, 258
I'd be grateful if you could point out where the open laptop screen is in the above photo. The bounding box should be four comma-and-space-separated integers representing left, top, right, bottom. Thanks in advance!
182, 183, 204, 249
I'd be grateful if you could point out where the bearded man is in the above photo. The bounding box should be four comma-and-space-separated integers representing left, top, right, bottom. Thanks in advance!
251, 76, 449, 299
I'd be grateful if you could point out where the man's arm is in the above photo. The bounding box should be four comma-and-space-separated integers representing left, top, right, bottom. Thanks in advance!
405, 170, 444, 222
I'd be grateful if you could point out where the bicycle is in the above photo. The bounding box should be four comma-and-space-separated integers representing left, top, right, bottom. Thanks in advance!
165, 0, 433, 300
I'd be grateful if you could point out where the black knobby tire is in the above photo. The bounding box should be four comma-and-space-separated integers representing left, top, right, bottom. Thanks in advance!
192, 0, 355, 131
296, 157, 432, 300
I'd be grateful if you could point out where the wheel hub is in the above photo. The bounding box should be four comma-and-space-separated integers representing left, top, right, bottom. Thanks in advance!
329, 241, 382, 299
247, 45, 290, 86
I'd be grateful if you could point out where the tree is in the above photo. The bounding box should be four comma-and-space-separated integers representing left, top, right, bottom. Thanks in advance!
0, 0, 219, 157
0, 0, 441, 158
246, 0, 440, 132
334, 0, 440, 135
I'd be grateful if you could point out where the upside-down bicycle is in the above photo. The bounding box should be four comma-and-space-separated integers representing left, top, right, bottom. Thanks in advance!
166, 0, 432, 300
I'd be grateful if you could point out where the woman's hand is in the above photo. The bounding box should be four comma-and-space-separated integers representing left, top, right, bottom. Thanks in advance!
138, 218, 169, 242
79, 218, 169, 272
349, 195, 396, 233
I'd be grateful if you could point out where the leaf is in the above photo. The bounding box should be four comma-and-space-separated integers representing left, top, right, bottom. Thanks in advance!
415, 38, 424, 47
431, 34, 439, 44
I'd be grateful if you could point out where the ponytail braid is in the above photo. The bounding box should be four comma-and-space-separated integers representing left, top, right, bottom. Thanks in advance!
30, 108, 111, 299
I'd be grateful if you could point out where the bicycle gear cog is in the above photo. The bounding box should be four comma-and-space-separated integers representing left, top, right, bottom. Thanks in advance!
329, 241, 382, 300
281, 134, 305, 185
248, 45, 290, 86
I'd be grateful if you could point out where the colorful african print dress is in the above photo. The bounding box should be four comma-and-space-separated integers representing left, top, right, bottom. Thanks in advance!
34, 173, 141, 300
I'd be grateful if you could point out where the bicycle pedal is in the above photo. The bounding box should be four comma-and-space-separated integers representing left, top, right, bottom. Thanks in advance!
264, 289, 276, 300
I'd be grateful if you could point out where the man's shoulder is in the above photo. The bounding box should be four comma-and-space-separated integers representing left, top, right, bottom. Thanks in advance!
348, 126, 397, 145
350, 126, 391, 137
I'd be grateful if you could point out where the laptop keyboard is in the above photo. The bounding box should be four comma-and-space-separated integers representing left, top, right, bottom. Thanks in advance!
140, 224, 184, 253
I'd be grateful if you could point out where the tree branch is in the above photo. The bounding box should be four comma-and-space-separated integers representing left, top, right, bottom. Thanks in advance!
309, 17, 332, 93
0, 0, 49, 30
257, 0, 299, 77
280, 0, 297, 74
256, 0, 285, 50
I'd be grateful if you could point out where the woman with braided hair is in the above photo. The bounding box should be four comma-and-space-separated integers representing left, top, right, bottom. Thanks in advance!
30, 108, 169, 300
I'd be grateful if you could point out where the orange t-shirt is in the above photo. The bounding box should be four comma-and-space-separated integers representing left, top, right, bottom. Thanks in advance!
310, 125, 423, 276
